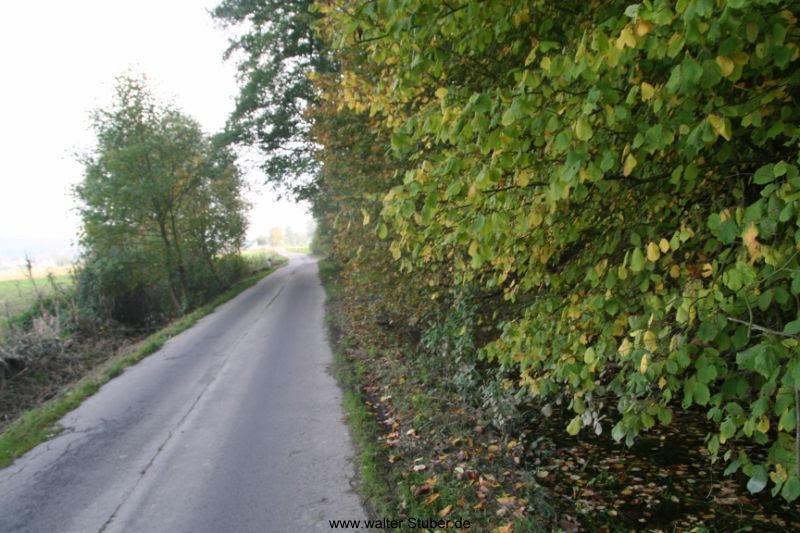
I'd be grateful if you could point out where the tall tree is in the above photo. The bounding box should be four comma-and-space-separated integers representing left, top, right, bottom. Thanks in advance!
75, 75, 247, 324
212, 0, 334, 197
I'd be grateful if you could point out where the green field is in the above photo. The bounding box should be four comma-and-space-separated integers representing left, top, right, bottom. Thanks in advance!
0, 274, 73, 319
283, 245, 310, 254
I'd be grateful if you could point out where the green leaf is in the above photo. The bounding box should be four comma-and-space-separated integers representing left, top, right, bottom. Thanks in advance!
693, 382, 710, 405
720, 418, 736, 440
566, 416, 581, 435
391, 131, 411, 151
698, 321, 718, 342
707, 212, 721, 230
718, 219, 738, 244
575, 117, 593, 141
697, 363, 717, 383
781, 476, 800, 502
630, 247, 646, 272
611, 422, 626, 442
445, 181, 462, 198
753, 164, 775, 184
747, 465, 768, 494
785, 320, 800, 335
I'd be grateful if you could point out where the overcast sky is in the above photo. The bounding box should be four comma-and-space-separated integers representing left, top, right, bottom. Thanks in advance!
0, 0, 310, 260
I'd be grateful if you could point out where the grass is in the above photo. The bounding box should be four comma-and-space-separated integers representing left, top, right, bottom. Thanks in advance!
322, 259, 390, 518
284, 245, 310, 253
0, 258, 287, 469
0, 274, 73, 319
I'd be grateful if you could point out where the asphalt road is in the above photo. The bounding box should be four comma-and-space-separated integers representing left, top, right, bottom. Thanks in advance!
0, 255, 367, 532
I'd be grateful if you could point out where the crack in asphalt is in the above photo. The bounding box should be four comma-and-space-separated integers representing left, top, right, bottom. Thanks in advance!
2, 424, 97, 485
97, 383, 212, 532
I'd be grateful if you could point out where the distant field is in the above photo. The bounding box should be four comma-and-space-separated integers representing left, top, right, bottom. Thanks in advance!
284, 246, 310, 254
0, 272, 74, 319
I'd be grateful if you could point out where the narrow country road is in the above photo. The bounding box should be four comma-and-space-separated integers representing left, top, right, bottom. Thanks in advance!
0, 255, 367, 532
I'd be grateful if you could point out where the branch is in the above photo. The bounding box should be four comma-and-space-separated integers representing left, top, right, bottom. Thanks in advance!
726, 317, 799, 339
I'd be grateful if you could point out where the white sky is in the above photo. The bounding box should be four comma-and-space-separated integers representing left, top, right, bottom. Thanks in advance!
0, 0, 310, 260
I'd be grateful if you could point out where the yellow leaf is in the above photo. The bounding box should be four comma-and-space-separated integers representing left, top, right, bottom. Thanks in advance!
742, 223, 762, 261
517, 171, 530, 187
771, 464, 789, 484
435, 87, 448, 99
616, 27, 636, 49
540, 56, 551, 72
641, 82, 655, 101
438, 505, 453, 518
639, 353, 649, 374
361, 209, 370, 226
731, 51, 750, 65
669, 264, 681, 278
716, 55, 735, 77
496, 495, 516, 505
623, 153, 637, 176
643, 330, 657, 352
528, 211, 543, 227
708, 114, 732, 141
575, 117, 593, 141
423, 492, 440, 505
701, 263, 713, 278
659, 238, 670, 253
646, 242, 661, 262
619, 338, 633, 356
636, 20, 654, 36
658, 376, 667, 389
757, 416, 770, 434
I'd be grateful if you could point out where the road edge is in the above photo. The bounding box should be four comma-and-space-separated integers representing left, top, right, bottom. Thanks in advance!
0, 259, 288, 469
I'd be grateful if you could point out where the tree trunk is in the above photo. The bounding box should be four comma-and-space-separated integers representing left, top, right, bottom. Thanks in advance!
157, 217, 183, 314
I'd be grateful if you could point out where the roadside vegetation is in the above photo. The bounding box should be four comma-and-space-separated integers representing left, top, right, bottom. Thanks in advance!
0, 267, 73, 322
217, 0, 800, 529
0, 74, 287, 462
0, 252, 284, 467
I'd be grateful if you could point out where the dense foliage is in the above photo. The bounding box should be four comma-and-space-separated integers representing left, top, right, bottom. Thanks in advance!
75, 76, 248, 325
218, 0, 800, 501
213, 0, 335, 196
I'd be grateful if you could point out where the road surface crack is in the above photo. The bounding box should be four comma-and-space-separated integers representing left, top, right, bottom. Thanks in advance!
97, 366, 223, 532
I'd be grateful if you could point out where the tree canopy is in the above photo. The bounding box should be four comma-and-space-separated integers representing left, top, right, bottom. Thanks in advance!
212, 0, 335, 197
75, 75, 248, 324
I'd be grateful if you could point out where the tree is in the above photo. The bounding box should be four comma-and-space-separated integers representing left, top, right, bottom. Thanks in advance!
269, 227, 284, 247
321, 0, 800, 500
75, 75, 247, 324
212, 0, 335, 197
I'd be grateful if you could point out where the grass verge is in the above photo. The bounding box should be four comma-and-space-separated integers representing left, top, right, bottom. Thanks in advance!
322, 259, 485, 526
0, 257, 287, 469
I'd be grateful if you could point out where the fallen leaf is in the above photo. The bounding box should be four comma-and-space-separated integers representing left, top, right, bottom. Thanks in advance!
423, 492, 440, 505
